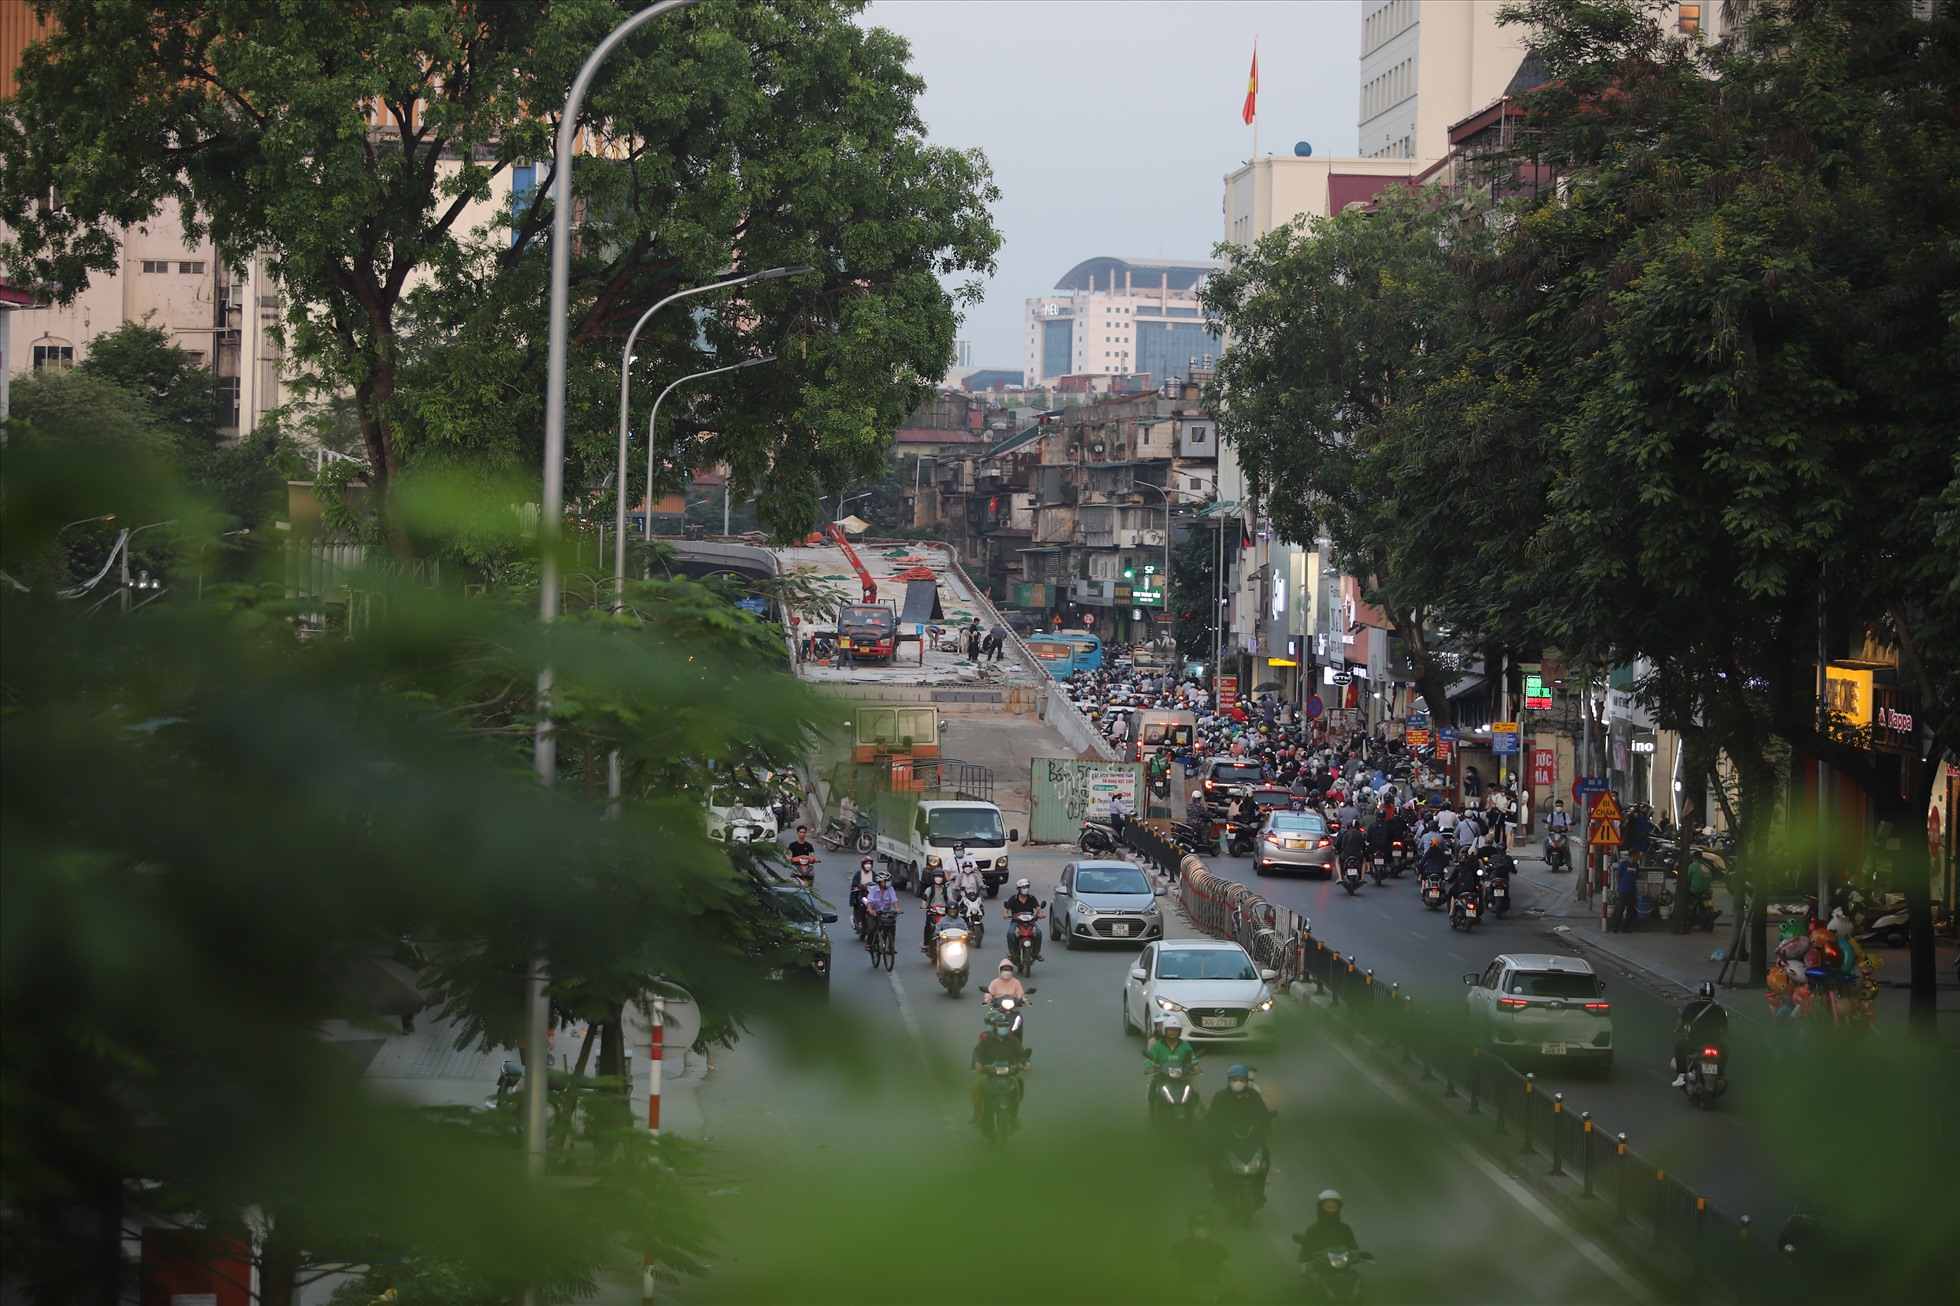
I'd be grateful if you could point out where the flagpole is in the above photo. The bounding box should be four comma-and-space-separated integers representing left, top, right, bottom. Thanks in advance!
1251, 37, 1258, 159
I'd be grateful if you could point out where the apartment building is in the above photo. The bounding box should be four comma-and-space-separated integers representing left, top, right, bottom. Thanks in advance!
1023, 256, 1222, 389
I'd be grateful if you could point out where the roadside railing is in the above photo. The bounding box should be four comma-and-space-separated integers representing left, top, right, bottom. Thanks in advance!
1166, 860, 1800, 1304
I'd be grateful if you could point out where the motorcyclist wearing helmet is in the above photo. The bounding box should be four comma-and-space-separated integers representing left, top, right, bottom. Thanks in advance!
1671, 981, 1730, 1087
1293, 1189, 1359, 1260
1168, 1213, 1240, 1299
948, 841, 982, 901
984, 959, 1026, 1003
1143, 1017, 1201, 1116
1002, 877, 1045, 959
951, 839, 979, 886
1444, 849, 1482, 905
920, 863, 954, 954
1207, 1065, 1275, 1207
969, 1008, 1029, 1125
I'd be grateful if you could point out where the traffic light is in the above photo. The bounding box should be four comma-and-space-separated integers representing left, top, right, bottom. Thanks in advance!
1122, 565, 1135, 580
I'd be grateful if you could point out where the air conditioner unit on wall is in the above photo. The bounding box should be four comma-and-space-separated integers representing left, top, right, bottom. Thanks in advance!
1117, 530, 1144, 547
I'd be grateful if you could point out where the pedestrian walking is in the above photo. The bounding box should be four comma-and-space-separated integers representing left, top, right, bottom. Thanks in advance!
1608, 858, 1639, 933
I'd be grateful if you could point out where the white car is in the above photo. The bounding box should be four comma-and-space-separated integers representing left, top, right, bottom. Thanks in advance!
1121, 938, 1278, 1044
706, 786, 778, 843
1463, 953, 1614, 1075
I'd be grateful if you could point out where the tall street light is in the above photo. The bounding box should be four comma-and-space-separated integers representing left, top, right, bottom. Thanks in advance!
625, 354, 777, 580
535, 0, 705, 1200
611, 267, 807, 607
1133, 481, 1205, 645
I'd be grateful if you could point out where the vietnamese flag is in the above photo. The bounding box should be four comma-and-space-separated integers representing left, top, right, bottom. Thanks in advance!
1242, 46, 1258, 125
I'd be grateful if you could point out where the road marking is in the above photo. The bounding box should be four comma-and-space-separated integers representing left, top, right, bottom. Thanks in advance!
1316, 1026, 1653, 1302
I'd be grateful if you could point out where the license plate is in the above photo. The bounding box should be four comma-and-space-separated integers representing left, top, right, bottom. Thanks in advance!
1701, 1061, 1720, 1074
1541, 1042, 1568, 1055
1111, 922, 1133, 936
1282, 839, 1305, 849
1201, 1016, 1235, 1028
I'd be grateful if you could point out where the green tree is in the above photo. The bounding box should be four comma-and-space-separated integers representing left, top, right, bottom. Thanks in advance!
1167, 513, 1218, 664
0, 431, 826, 1303
1, 0, 1000, 545
1201, 184, 1493, 726
1478, 0, 1960, 1014
76, 319, 225, 444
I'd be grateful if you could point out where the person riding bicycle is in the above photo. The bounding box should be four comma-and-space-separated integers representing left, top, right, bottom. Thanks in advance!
1002, 878, 1045, 959
862, 871, 899, 953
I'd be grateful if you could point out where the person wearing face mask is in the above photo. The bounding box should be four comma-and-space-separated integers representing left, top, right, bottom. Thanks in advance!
1167, 1214, 1239, 1300
1206, 1064, 1274, 1208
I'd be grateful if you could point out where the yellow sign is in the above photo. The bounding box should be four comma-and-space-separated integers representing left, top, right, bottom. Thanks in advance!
1406, 728, 1430, 747
1823, 665, 1874, 727
1590, 791, 1622, 822
1589, 817, 1622, 847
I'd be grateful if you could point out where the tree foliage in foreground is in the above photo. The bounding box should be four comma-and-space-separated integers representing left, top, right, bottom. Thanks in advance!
0, 0, 1001, 547
0, 424, 829, 1303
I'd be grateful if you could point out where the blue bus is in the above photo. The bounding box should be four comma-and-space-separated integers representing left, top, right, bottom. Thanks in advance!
1026, 631, 1104, 679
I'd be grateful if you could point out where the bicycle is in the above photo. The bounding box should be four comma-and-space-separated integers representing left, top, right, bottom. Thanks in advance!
868, 910, 898, 971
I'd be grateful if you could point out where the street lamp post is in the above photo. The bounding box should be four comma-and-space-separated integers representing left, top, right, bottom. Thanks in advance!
120, 519, 178, 615
638, 355, 777, 549
1133, 481, 1204, 647
611, 268, 807, 608
536, 0, 706, 1207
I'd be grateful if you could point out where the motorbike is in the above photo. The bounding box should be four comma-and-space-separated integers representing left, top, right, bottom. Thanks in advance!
1079, 818, 1119, 856
1226, 822, 1258, 858
1544, 826, 1573, 872
789, 853, 817, 889
987, 991, 1032, 1039
771, 785, 802, 830
933, 920, 972, 997
818, 814, 877, 855
1148, 1061, 1201, 1132
1008, 911, 1042, 976
1171, 819, 1218, 859
1484, 873, 1511, 918
1679, 1040, 1728, 1109
1369, 851, 1388, 886
1419, 867, 1446, 910
848, 883, 870, 939
1216, 1121, 1271, 1223
1448, 889, 1481, 932
1388, 838, 1411, 876
958, 884, 988, 946
484, 1051, 563, 1111
1300, 1248, 1374, 1303
1340, 857, 1364, 897
977, 1057, 1024, 1143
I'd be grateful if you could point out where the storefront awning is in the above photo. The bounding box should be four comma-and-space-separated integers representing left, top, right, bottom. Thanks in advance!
1445, 675, 1486, 700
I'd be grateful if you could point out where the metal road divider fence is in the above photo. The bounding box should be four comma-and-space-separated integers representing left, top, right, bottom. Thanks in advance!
1146, 850, 1801, 1305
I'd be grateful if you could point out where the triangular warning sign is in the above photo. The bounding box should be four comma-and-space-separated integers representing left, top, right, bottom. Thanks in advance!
1589, 818, 1621, 846
1590, 791, 1622, 821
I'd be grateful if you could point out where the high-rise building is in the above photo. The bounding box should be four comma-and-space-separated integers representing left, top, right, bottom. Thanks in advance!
1357, 0, 1527, 164
1023, 256, 1222, 388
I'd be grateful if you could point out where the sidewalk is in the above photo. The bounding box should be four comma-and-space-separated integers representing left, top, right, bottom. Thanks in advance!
1505, 849, 1960, 1045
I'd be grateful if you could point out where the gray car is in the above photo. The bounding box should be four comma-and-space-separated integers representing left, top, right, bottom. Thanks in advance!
1252, 810, 1336, 877
1050, 860, 1166, 949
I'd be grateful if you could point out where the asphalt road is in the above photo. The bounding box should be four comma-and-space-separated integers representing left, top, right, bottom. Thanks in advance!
1192, 837, 1793, 1219
670, 841, 1648, 1305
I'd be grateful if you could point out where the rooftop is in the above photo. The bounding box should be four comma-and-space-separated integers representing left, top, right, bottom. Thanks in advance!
1053, 256, 1223, 293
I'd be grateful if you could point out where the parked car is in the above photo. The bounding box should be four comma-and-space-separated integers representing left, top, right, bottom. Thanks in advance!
1463, 953, 1613, 1075
1253, 810, 1337, 877
1050, 860, 1166, 949
1121, 939, 1278, 1045
763, 884, 837, 996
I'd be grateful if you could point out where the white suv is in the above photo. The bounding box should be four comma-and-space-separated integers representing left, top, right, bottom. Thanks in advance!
1463, 953, 1613, 1075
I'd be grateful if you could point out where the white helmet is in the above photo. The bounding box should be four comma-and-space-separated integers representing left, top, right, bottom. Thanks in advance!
1318, 1189, 1343, 1211
1016, 877, 1031, 889
1161, 1016, 1184, 1032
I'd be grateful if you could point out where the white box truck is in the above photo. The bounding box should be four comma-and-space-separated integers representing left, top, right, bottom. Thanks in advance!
877, 798, 1019, 898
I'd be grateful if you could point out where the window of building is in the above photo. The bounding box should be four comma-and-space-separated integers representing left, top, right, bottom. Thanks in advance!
141, 259, 168, 274
1677, 4, 1700, 33
179, 260, 206, 274
32, 343, 75, 370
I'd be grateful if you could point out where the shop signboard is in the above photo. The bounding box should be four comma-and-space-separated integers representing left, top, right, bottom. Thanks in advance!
1218, 675, 1239, 710
1531, 748, 1556, 787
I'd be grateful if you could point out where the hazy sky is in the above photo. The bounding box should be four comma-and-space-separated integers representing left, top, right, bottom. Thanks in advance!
860, 0, 1364, 371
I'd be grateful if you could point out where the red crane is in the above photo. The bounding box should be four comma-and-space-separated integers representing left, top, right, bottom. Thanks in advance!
828, 523, 879, 605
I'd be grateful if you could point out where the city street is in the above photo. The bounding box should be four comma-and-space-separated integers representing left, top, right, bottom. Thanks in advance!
668, 842, 1648, 1304
1197, 842, 1791, 1220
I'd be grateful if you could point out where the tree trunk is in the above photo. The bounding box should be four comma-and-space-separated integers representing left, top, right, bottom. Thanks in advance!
258, 1215, 303, 1306
353, 354, 412, 557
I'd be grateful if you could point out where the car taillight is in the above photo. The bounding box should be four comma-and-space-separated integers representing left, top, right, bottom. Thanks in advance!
1316, 837, 1331, 848
1263, 832, 1280, 845
1497, 997, 1529, 1010
1586, 1002, 1611, 1013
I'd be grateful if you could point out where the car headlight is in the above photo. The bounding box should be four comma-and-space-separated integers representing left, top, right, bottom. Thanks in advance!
1155, 996, 1186, 1013
996, 856, 1009, 872
1074, 904, 1096, 917
1256, 999, 1274, 1013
